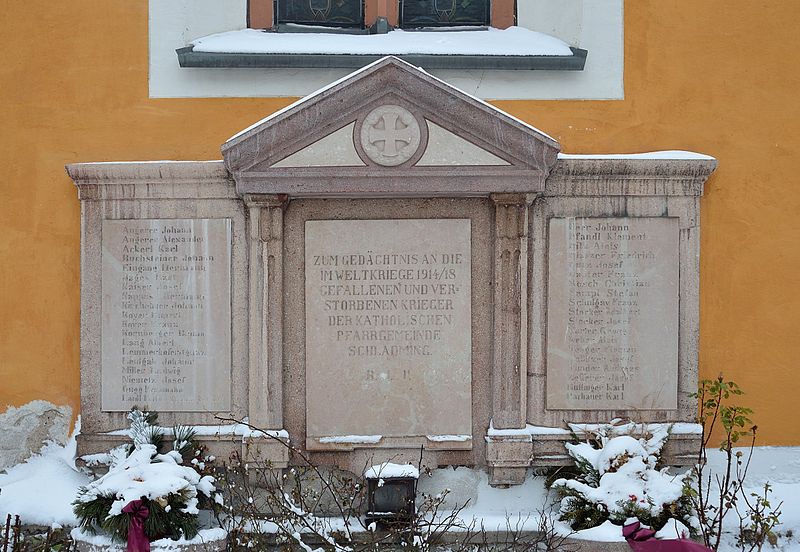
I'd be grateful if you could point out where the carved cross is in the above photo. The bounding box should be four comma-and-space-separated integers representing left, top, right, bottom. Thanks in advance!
367, 113, 415, 158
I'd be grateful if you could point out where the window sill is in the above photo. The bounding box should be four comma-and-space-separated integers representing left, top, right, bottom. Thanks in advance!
176, 47, 587, 70
176, 27, 587, 71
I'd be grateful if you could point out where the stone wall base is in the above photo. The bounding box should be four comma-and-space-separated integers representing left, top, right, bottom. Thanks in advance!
76, 433, 290, 474
72, 534, 226, 552
70, 532, 644, 552
486, 429, 701, 486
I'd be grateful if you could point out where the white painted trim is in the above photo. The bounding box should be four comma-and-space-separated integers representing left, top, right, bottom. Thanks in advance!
149, 0, 623, 100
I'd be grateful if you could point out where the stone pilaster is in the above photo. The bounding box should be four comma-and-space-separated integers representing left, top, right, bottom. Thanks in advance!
487, 193, 532, 485
244, 194, 287, 430
490, 193, 531, 429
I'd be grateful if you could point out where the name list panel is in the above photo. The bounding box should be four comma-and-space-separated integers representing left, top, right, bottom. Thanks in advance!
547, 217, 679, 411
101, 218, 232, 412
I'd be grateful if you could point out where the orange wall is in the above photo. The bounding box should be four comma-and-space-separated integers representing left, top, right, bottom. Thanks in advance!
1, 1, 798, 444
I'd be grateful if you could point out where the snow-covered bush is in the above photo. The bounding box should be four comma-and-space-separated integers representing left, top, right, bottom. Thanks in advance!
551, 422, 694, 533
73, 410, 218, 543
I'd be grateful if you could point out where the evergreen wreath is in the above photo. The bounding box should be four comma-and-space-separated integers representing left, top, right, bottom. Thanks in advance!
550, 421, 695, 534
73, 409, 219, 543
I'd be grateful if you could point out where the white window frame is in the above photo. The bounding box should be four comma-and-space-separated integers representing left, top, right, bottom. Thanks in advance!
149, 0, 624, 100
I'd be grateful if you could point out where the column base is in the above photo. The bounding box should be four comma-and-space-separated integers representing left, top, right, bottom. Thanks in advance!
485, 434, 533, 486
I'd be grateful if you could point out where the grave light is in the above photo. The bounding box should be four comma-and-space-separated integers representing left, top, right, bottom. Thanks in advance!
364, 462, 419, 526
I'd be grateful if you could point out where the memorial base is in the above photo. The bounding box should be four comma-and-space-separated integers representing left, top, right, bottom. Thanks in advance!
69, 530, 683, 552
72, 532, 226, 552
485, 426, 700, 485
76, 432, 290, 476
486, 435, 532, 486
529, 428, 701, 468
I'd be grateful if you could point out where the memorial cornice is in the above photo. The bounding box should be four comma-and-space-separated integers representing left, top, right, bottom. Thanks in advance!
66, 161, 235, 201
547, 155, 718, 197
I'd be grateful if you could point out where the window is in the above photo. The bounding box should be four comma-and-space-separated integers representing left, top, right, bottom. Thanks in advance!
248, 0, 514, 30
275, 0, 363, 28
400, 0, 490, 28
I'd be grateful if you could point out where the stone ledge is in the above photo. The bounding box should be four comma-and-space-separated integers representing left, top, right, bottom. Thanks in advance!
176, 47, 588, 71
306, 434, 473, 452
234, 169, 546, 197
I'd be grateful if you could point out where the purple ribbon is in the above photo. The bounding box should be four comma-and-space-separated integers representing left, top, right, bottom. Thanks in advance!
623, 521, 712, 552
122, 499, 150, 552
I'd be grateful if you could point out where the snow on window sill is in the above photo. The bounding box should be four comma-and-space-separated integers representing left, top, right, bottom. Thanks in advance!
176, 27, 588, 71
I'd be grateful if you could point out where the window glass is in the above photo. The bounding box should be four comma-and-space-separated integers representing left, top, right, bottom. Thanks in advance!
400, 0, 490, 28
276, 0, 363, 27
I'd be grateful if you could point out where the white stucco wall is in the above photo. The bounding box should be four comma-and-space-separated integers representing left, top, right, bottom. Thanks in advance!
149, 0, 623, 100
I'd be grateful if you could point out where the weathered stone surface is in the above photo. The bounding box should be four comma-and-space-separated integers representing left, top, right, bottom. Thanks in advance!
416, 466, 482, 510
528, 159, 713, 427
67, 60, 719, 496
528, 429, 701, 468
101, 218, 232, 412
546, 217, 679, 411
304, 219, 472, 443
223, 57, 560, 197
0, 401, 72, 470
271, 123, 364, 168
67, 161, 234, 201
72, 533, 227, 552
358, 105, 423, 166
545, 156, 718, 197
244, 195, 287, 429
69, 162, 248, 438
491, 194, 531, 429
417, 120, 510, 167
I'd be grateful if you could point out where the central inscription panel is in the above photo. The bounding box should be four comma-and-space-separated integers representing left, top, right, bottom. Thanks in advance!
305, 219, 472, 442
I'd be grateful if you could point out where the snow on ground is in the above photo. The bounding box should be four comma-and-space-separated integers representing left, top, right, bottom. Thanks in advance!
0, 419, 89, 526
191, 26, 573, 57
707, 447, 800, 551
70, 527, 227, 551
1, 430, 799, 550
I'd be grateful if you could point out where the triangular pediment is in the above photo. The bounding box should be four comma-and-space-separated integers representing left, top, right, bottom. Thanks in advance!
222, 57, 560, 197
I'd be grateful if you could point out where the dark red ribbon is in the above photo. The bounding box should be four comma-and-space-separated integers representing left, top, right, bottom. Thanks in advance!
122, 499, 150, 552
623, 521, 712, 552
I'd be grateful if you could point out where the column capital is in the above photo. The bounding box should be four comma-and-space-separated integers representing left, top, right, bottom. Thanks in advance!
489, 192, 536, 206
243, 193, 288, 208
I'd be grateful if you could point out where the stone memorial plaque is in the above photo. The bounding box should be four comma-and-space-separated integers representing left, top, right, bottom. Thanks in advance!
305, 219, 472, 439
101, 219, 232, 411
547, 217, 679, 410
